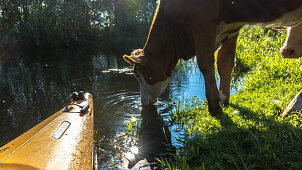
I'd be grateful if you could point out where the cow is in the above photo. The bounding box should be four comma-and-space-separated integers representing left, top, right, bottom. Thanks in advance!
281, 22, 302, 58
123, 0, 302, 116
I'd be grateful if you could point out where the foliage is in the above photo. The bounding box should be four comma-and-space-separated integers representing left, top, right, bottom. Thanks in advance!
167, 27, 302, 169
0, 0, 157, 52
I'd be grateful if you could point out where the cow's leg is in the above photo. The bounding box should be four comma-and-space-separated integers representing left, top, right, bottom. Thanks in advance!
217, 33, 239, 106
196, 46, 222, 116
193, 23, 222, 116
197, 54, 222, 116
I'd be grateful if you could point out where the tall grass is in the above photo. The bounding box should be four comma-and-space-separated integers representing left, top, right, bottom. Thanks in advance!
167, 26, 302, 169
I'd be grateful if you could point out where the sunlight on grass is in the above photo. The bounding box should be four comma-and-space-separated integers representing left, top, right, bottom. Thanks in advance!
164, 26, 302, 169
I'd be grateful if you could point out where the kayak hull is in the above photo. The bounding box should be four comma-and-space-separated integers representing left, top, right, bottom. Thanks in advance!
0, 93, 94, 170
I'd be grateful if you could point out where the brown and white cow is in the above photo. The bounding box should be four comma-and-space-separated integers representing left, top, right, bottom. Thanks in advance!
124, 0, 302, 116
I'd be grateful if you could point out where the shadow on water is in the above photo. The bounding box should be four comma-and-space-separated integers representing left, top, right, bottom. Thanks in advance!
126, 105, 175, 169
96, 104, 180, 169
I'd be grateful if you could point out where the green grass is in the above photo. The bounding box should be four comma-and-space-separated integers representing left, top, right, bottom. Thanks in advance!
165, 26, 302, 169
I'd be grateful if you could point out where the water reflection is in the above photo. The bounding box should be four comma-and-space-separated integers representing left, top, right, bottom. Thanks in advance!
0, 49, 242, 169
127, 105, 174, 169
0, 49, 130, 146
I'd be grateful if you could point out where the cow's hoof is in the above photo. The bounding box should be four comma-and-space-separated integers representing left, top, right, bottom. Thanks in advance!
220, 99, 230, 107
209, 105, 223, 117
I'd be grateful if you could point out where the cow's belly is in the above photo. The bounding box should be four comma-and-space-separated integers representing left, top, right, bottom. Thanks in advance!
255, 7, 302, 27
215, 7, 302, 49
215, 22, 244, 50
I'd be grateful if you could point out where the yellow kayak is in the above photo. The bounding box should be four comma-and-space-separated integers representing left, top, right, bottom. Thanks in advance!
0, 92, 94, 170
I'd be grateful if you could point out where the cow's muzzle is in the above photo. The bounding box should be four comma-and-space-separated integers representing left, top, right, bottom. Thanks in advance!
141, 97, 157, 106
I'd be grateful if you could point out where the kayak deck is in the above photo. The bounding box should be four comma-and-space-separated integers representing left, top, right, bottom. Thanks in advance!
0, 93, 94, 170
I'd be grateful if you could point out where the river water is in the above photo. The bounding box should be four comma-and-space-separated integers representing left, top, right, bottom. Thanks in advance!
0, 50, 239, 169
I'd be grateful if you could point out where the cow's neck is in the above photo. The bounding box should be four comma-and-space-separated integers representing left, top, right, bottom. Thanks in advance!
143, 0, 195, 78
143, 37, 179, 80
143, 2, 180, 78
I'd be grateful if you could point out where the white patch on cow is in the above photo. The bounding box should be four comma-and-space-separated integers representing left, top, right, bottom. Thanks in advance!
255, 7, 302, 27
135, 72, 171, 105
219, 90, 227, 105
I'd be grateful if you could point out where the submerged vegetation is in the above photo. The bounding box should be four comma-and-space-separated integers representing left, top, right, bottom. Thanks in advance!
165, 27, 302, 169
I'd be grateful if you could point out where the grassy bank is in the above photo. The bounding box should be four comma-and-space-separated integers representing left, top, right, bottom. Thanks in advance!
167, 27, 302, 169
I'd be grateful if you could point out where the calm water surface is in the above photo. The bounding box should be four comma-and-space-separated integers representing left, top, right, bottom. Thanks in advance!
0, 50, 239, 169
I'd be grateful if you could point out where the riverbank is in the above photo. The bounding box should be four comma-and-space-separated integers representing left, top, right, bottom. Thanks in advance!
166, 27, 302, 169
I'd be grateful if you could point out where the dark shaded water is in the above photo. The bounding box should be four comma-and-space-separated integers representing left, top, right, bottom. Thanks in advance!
0, 50, 239, 169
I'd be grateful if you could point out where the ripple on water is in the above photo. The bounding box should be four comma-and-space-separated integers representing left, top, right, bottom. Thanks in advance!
102, 89, 142, 123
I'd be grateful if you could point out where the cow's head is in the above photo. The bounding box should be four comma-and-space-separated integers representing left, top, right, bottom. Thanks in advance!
280, 22, 302, 58
123, 49, 171, 106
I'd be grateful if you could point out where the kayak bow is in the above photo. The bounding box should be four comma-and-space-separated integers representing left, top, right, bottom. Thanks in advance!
0, 92, 94, 170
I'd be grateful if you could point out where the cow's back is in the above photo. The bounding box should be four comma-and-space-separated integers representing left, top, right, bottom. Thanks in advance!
219, 0, 302, 24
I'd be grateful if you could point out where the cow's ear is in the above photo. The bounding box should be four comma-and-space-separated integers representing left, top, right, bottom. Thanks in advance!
123, 55, 142, 66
